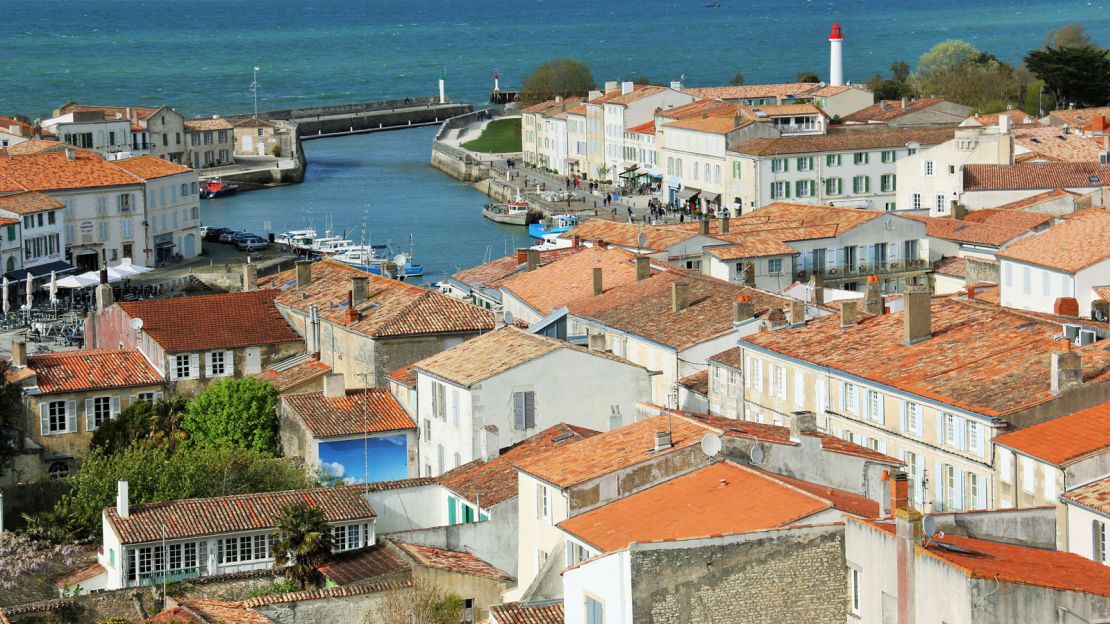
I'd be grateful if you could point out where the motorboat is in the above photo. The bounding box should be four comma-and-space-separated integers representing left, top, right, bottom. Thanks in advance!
530, 232, 574, 251
483, 201, 530, 226
276, 229, 317, 250
332, 247, 424, 280
199, 178, 238, 199
528, 213, 580, 239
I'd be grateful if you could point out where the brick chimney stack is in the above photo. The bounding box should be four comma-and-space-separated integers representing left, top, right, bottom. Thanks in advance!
903, 284, 932, 344
864, 275, 883, 316
592, 267, 603, 296
671, 282, 689, 313
635, 256, 651, 281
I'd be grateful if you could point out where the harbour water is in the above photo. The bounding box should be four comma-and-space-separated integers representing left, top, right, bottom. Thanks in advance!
200, 127, 531, 283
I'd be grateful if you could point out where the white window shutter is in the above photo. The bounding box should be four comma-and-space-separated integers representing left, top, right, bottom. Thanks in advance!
66, 400, 77, 433
169, 357, 178, 381
85, 399, 94, 431
513, 392, 525, 430
975, 475, 987, 509
954, 468, 965, 510
878, 440, 887, 454
204, 352, 213, 377
976, 425, 985, 457
935, 460, 945, 509
189, 354, 199, 379
111, 396, 121, 417
875, 392, 885, 424
224, 350, 234, 376
794, 371, 804, 407
525, 391, 536, 428
39, 403, 48, 436
899, 400, 908, 432
936, 412, 944, 444
955, 418, 967, 451
840, 382, 846, 412
915, 408, 924, 436
915, 455, 926, 503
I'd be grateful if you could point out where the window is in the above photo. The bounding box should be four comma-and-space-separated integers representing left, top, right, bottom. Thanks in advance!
853, 152, 869, 165
423, 419, 431, 441
795, 179, 814, 197
844, 383, 858, 414
826, 154, 841, 167
205, 350, 232, 377
1021, 457, 1035, 493
867, 390, 884, 423
117, 194, 131, 213
772, 365, 786, 399
944, 464, 959, 510
796, 156, 814, 171
218, 534, 271, 565
768, 258, 783, 275
999, 448, 1013, 483
771, 158, 787, 173
331, 524, 362, 551
513, 391, 536, 430
450, 388, 460, 426
849, 568, 861, 615
136, 392, 159, 404
881, 150, 896, 163
966, 421, 981, 456
967, 472, 981, 509
911, 193, 922, 210
536, 482, 551, 522
586, 596, 605, 624
770, 181, 789, 199
880, 174, 896, 193
48, 461, 70, 479
86, 396, 115, 430
173, 354, 196, 380
732, 161, 742, 179
944, 413, 958, 447
924, 161, 935, 176
431, 382, 447, 420
1043, 470, 1056, 501
121, 218, 132, 240
904, 451, 921, 506
41, 400, 71, 434
727, 370, 739, 398
97, 196, 108, 216
852, 175, 870, 194
824, 177, 842, 196
934, 194, 946, 213
437, 444, 445, 474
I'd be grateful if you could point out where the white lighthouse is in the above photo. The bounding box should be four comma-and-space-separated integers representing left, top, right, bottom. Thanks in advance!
828, 22, 844, 87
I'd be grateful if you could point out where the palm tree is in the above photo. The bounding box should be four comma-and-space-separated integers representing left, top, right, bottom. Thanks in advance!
271, 502, 335, 590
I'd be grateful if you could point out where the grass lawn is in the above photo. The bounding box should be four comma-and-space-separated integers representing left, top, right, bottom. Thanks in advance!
461, 118, 522, 153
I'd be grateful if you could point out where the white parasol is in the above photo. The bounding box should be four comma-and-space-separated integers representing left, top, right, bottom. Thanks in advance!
49, 271, 58, 304
24, 272, 32, 309
1, 277, 8, 315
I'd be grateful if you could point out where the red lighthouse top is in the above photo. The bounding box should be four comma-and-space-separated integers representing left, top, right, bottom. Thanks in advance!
829, 23, 844, 40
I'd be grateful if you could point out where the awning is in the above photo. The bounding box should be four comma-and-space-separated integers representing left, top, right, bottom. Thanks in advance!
702, 192, 722, 203
676, 187, 702, 200
4, 260, 75, 282
156, 241, 176, 249
619, 168, 648, 178
565, 157, 579, 163
622, 161, 638, 171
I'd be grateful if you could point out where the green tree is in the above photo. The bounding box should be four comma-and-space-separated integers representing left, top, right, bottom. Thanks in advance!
184, 378, 279, 455
1025, 45, 1110, 110
891, 60, 911, 83
519, 59, 595, 105
1044, 24, 1092, 49
912, 39, 1021, 109
376, 583, 466, 624
796, 70, 820, 83
917, 39, 981, 76
271, 502, 334, 590
729, 72, 745, 86
91, 396, 187, 455
0, 361, 24, 479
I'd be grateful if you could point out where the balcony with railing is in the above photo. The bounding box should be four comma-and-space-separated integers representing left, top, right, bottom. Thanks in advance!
137, 566, 201, 586
794, 257, 930, 282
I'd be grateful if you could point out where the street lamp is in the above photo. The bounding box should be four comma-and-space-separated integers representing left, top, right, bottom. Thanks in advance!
250, 67, 261, 118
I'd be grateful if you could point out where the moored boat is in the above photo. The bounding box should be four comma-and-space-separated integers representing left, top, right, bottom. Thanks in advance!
528, 213, 580, 239
200, 178, 239, 199
483, 201, 530, 226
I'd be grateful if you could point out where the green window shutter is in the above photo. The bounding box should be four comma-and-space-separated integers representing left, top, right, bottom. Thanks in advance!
795, 181, 803, 197
784, 182, 791, 198
865, 176, 871, 192
891, 174, 896, 191
6, 225, 13, 241
784, 159, 789, 172
447, 496, 457, 524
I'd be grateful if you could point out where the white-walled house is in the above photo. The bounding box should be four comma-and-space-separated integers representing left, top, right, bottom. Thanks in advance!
0, 192, 68, 282
41, 112, 145, 161
895, 120, 1013, 215
599, 83, 695, 180
411, 326, 651, 476
1062, 478, 1110, 566
0, 116, 34, 149
114, 155, 202, 263
995, 209, 1110, 318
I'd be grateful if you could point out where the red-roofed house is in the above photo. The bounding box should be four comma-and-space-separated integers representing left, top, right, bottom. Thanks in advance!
53, 102, 186, 163
0, 116, 34, 149
1062, 476, 1110, 566
586, 82, 695, 182
840, 97, 971, 127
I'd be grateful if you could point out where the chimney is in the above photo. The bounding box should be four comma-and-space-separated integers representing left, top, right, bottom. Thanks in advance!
654, 430, 673, 452
864, 275, 883, 316
587, 332, 607, 351
481, 425, 500, 462
117, 480, 129, 518
950, 201, 967, 220
588, 89, 603, 100
95, 281, 114, 314
635, 256, 651, 281
671, 282, 689, 313
699, 218, 710, 236
903, 284, 932, 345
900, 97, 908, 110
572, 235, 581, 248
10, 340, 26, 367
670, 80, 683, 91
1054, 297, 1079, 318
889, 470, 910, 514
787, 300, 806, 327
345, 291, 359, 324
1051, 350, 1083, 395
64, 147, 75, 161
789, 411, 817, 443
515, 248, 528, 265
323, 373, 346, 398
895, 504, 923, 624
621, 81, 634, 95
592, 267, 603, 296
998, 114, 1012, 134
839, 300, 857, 328
242, 262, 258, 292
526, 248, 540, 272
296, 261, 312, 289
351, 276, 369, 305
720, 214, 730, 234
604, 81, 619, 94
808, 273, 825, 306
966, 281, 978, 300
733, 294, 754, 323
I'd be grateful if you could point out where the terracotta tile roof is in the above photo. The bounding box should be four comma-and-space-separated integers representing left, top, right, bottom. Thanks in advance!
436, 423, 599, 506
489, 602, 565, 624
240, 580, 413, 607
567, 271, 793, 351
1048, 106, 1110, 129
141, 606, 205, 623
261, 260, 496, 338
0, 150, 142, 191
394, 542, 512, 580
664, 115, 751, 134
972, 109, 1035, 126
989, 188, 1077, 211
0, 191, 63, 215
233, 117, 276, 129
688, 201, 881, 236
117, 290, 301, 352
53, 562, 105, 589
154, 599, 267, 624
810, 85, 853, 97
558, 461, 869, 551
566, 105, 587, 116
993, 402, 1110, 466
1062, 477, 1110, 516
1013, 126, 1104, 162
283, 388, 415, 438
743, 298, 1110, 417
606, 85, 668, 106
559, 219, 707, 252
105, 484, 377, 545
112, 155, 193, 179
932, 256, 967, 278
657, 99, 739, 121
705, 237, 797, 259
0, 116, 33, 132
732, 126, 955, 156
961, 208, 1056, 230
752, 103, 824, 117
856, 517, 1110, 598
318, 542, 410, 585
995, 209, 1110, 272
542, 98, 584, 119
901, 214, 1031, 247
415, 326, 635, 387
626, 120, 655, 134
385, 363, 416, 388
500, 246, 645, 315
59, 103, 161, 120
709, 345, 744, 368
184, 118, 234, 131
0, 139, 67, 155
521, 99, 565, 114
841, 98, 964, 123
27, 348, 162, 393
0, 217, 18, 227
255, 358, 331, 392
452, 247, 585, 288
682, 83, 819, 101
677, 369, 709, 395
964, 162, 1110, 191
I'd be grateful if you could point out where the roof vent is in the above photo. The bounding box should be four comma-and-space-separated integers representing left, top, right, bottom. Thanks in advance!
1078, 329, 1097, 347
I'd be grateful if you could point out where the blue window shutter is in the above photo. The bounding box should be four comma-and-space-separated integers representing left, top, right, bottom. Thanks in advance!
447, 496, 457, 525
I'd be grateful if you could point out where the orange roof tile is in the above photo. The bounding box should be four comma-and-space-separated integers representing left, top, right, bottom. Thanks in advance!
841, 98, 964, 123
1048, 106, 1110, 129
743, 298, 1110, 417
105, 484, 378, 545
489, 602, 565, 624
113, 155, 193, 179
1062, 477, 1110, 516
385, 363, 417, 388
996, 209, 1110, 272
0, 150, 142, 191
452, 246, 586, 288
961, 208, 1056, 231
261, 260, 495, 338
626, 120, 655, 134
901, 214, 1031, 247
184, 118, 234, 131
0, 116, 33, 132
856, 517, 1110, 598
393, 542, 512, 580
117, 290, 301, 352
167, 599, 267, 624
255, 358, 331, 392
933, 256, 968, 278
972, 109, 1035, 127
705, 237, 797, 259
1013, 126, 1104, 162
682, 83, 819, 101
233, 117, 276, 129
0, 139, 67, 155
810, 85, 853, 97
558, 461, 861, 551
989, 188, 1077, 211
964, 162, 1110, 191
993, 402, 1110, 466
751, 103, 825, 117
283, 388, 415, 438
53, 563, 105, 589
500, 246, 644, 316
657, 99, 739, 121
58, 103, 162, 120
677, 369, 709, 395
0, 191, 64, 215
664, 115, 749, 134
318, 543, 411, 585
559, 219, 709, 251
732, 127, 955, 156
27, 348, 162, 393
606, 85, 668, 106
436, 423, 599, 507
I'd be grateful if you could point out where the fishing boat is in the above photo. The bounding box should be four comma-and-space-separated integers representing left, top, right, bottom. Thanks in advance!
528, 213, 580, 239
333, 247, 424, 280
531, 232, 574, 251
276, 229, 316, 250
199, 178, 238, 199
483, 200, 530, 226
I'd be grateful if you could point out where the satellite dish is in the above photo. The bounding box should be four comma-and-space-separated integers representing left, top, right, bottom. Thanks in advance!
130, 317, 144, 331
393, 254, 407, 266
749, 445, 765, 465
502, 310, 514, 325
699, 433, 721, 458
922, 514, 937, 538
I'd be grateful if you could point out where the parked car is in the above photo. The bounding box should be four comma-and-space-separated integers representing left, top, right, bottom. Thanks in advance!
204, 227, 228, 242
231, 232, 261, 244
237, 237, 270, 252
218, 230, 245, 243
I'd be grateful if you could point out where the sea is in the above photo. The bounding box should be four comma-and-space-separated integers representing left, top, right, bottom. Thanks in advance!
5, 0, 1109, 280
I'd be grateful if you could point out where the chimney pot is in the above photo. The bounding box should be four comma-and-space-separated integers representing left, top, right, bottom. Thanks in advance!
789, 411, 817, 442
903, 285, 932, 344
323, 373, 346, 398
526, 248, 540, 272
671, 282, 689, 313
699, 218, 710, 236
864, 275, 883, 316
839, 300, 857, 328
296, 261, 312, 289
733, 295, 755, 323
889, 470, 910, 515
635, 256, 651, 281
117, 480, 129, 518
592, 267, 603, 296
654, 430, 673, 452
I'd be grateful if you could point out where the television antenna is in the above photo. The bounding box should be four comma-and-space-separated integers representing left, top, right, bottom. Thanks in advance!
700, 433, 721, 458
